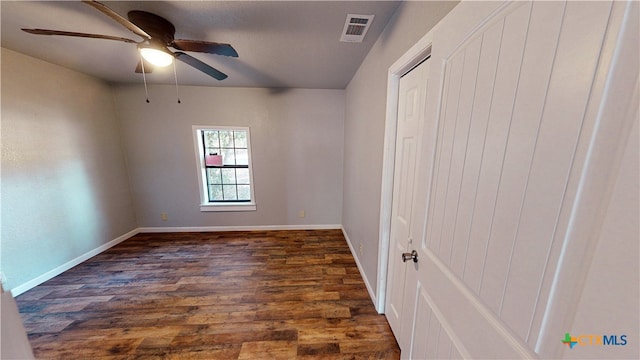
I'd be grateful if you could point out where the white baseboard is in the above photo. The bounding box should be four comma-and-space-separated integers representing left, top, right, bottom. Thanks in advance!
10, 228, 140, 297
137, 224, 342, 233
341, 227, 378, 308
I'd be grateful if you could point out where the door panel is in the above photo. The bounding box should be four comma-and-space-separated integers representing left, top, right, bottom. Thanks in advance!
389, 0, 633, 358
479, 0, 566, 323
385, 59, 430, 346
436, 35, 482, 266
412, 284, 465, 359
499, 0, 613, 338
425, 52, 464, 257
411, 249, 535, 358
449, 19, 502, 279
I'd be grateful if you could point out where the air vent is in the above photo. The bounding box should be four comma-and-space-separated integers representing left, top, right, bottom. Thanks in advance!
340, 14, 375, 43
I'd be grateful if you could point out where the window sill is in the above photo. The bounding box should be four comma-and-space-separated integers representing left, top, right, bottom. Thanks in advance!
200, 203, 256, 212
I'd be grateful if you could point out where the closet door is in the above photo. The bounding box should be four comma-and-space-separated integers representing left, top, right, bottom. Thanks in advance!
401, 1, 637, 358
385, 58, 430, 351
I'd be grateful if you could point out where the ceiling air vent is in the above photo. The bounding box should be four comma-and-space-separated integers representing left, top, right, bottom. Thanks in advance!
340, 14, 375, 43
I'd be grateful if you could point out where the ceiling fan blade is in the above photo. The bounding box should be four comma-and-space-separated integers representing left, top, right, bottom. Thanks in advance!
135, 59, 154, 74
22, 28, 138, 43
82, 0, 151, 40
174, 52, 228, 80
171, 39, 238, 57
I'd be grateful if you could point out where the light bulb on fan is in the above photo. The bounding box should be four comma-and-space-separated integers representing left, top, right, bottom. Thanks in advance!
139, 47, 173, 67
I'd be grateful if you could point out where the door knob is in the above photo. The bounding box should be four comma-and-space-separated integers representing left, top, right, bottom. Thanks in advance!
402, 250, 418, 263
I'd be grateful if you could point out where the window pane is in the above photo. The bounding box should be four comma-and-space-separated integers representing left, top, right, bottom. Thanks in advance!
237, 185, 251, 200
219, 131, 234, 148
198, 127, 253, 205
223, 185, 238, 200
236, 168, 250, 184
221, 168, 236, 184
204, 130, 219, 148
209, 185, 223, 201
206, 168, 222, 184
234, 131, 247, 148
235, 149, 248, 165
222, 148, 236, 165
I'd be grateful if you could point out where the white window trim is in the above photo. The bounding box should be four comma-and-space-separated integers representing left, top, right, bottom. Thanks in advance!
192, 125, 257, 212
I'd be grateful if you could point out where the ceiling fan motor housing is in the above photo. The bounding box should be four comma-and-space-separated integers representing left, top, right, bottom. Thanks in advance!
127, 10, 175, 44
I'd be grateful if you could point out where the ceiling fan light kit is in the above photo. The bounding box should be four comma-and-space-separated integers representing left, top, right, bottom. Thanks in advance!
20, 0, 238, 101
139, 47, 173, 67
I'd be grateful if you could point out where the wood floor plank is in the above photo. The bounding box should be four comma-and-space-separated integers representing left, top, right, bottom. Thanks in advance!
16, 230, 399, 359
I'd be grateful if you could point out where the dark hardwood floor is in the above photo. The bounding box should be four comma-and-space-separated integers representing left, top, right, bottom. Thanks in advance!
16, 230, 400, 359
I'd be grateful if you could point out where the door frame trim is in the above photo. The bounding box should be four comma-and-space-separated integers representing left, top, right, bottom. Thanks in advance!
377, 30, 435, 313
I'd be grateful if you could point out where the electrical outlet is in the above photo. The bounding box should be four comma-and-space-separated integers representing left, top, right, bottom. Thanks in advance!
359, 243, 364, 256
161, 212, 168, 221
298, 210, 305, 218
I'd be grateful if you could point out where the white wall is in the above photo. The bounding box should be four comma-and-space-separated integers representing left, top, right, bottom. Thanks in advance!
112, 85, 344, 228
342, 1, 458, 296
1, 49, 344, 292
1, 48, 137, 291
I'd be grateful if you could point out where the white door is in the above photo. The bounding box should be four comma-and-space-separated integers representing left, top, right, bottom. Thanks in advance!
389, 0, 638, 358
385, 58, 430, 350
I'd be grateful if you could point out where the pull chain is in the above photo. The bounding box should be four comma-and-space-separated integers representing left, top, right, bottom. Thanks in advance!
173, 60, 181, 104
139, 54, 150, 103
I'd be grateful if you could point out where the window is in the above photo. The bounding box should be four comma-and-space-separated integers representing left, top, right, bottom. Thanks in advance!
193, 126, 256, 211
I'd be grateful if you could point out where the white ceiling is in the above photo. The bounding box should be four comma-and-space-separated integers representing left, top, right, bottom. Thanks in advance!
1, 1, 402, 89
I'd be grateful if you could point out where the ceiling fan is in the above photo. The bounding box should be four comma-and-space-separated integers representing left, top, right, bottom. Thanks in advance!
21, 0, 237, 81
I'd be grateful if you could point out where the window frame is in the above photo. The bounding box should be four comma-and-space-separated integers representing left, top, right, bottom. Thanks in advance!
193, 125, 257, 212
